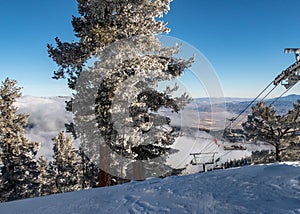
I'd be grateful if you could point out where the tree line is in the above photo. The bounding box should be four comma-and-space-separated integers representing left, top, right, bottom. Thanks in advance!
0, 0, 191, 202
0, 78, 101, 202
1, 0, 299, 203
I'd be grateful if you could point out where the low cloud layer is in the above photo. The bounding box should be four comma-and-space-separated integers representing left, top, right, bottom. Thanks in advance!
16, 96, 73, 159
14, 95, 276, 165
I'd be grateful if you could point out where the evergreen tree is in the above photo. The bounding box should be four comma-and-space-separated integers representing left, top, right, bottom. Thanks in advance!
37, 156, 56, 196
0, 78, 40, 201
48, 0, 193, 184
52, 131, 82, 193
78, 147, 98, 189
243, 101, 300, 161
48, 0, 173, 89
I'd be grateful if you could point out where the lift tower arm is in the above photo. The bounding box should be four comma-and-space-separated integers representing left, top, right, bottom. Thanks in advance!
273, 48, 300, 88
284, 48, 300, 62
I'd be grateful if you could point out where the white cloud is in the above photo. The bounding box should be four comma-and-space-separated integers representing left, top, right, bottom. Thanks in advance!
16, 96, 73, 159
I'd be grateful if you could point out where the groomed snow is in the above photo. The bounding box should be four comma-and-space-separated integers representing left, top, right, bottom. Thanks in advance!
1, 162, 299, 213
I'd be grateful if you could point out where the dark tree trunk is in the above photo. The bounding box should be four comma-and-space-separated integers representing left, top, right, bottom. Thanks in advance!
98, 169, 110, 187
133, 161, 145, 181
275, 142, 281, 162
98, 145, 110, 187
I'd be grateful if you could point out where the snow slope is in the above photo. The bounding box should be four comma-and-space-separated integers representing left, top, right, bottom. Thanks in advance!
1, 162, 300, 214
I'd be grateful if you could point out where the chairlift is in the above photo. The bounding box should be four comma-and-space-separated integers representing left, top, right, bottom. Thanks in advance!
190, 153, 201, 165
213, 165, 225, 170
225, 48, 300, 132
189, 152, 218, 165
223, 128, 246, 143
223, 144, 246, 151
274, 48, 300, 88
190, 155, 198, 165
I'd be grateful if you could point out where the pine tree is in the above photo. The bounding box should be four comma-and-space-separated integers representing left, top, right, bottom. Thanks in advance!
37, 156, 57, 196
48, 0, 193, 184
0, 78, 40, 201
243, 101, 300, 161
78, 147, 98, 189
52, 131, 82, 193
48, 0, 173, 89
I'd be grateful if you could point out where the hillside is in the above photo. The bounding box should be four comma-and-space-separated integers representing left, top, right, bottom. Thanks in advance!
15, 95, 297, 163
0, 162, 299, 213
193, 94, 300, 115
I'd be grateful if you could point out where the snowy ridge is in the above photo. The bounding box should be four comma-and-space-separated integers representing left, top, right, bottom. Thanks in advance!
1, 162, 299, 213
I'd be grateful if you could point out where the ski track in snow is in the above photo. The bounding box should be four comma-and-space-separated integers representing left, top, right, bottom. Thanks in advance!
0, 163, 300, 214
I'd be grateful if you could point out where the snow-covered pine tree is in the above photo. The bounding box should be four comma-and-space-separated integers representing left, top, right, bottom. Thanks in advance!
243, 101, 300, 162
37, 156, 57, 196
48, 0, 173, 89
52, 131, 82, 193
0, 78, 40, 201
78, 147, 98, 189
48, 0, 193, 184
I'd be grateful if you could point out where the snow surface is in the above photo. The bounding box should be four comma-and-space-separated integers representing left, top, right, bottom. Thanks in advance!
1, 162, 300, 214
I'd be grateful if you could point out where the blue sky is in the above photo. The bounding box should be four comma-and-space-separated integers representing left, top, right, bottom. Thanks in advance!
0, 0, 299, 98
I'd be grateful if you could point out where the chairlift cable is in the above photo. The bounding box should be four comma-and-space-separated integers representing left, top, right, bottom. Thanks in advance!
227, 71, 297, 129
212, 49, 300, 165
226, 81, 274, 129
221, 82, 296, 164
230, 69, 298, 129
198, 139, 216, 154
259, 85, 278, 103
217, 150, 234, 159
233, 81, 273, 120
230, 85, 278, 129
230, 114, 248, 130
269, 85, 293, 106
190, 139, 219, 165
204, 142, 218, 154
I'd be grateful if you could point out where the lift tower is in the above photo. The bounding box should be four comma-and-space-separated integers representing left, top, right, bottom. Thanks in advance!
274, 48, 300, 89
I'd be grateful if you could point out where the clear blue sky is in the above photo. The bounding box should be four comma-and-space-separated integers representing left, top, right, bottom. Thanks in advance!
0, 0, 299, 98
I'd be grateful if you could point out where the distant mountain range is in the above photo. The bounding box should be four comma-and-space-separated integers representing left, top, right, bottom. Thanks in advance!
192, 94, 300, 115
